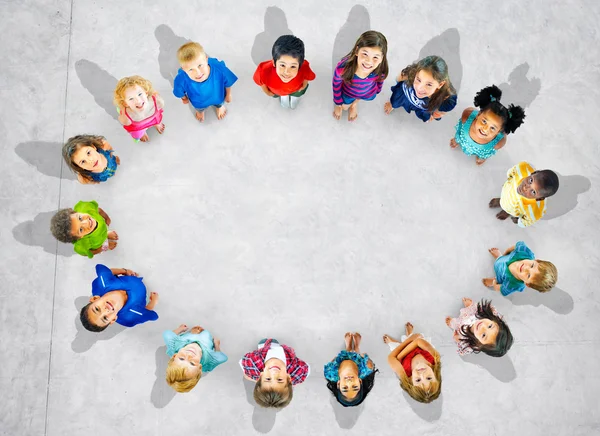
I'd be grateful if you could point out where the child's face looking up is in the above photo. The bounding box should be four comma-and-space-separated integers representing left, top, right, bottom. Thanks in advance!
260, 358, 290, 391
71, 146, 106, 172
87, 290, 127, 328
70, 212, 97, 238
512, 259, 541, 284
337, 361, 362, 400
355, 46, 383, 75
182, 53, 210, 83
471, 110, 503, 142
413, 69, 445, 99
274, 55, 300, 83
472, 319, 498, 345
123, 85, 149, 112
517, 173, 544, 199
172, 343, 202, 377
410, 354, 437, 389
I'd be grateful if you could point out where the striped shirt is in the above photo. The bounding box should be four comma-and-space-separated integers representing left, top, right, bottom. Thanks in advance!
332, 58, 384, 105
500, 162, 546, 228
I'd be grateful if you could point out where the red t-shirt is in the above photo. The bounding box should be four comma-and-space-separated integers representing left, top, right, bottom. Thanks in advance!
253, 60, 316, 96
401, 348, 435, 377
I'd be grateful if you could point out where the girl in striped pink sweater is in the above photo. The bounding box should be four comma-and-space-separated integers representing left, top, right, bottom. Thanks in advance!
332, 31, 389, 122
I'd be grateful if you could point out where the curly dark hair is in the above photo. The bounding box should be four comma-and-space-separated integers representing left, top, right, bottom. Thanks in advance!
401, 55, 456, 113
326, 368, 379, 407
79, 302, 108, 333
532, 169, 560, 198
459, 300, 513, 357
50, 208, 77, 243
272, 35, 305, 67
473, 85, 526, 134
339, 31, 389, 85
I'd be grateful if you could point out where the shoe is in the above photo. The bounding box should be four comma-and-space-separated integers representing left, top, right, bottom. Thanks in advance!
280, 96, 290, 109
289, 96, 300, 109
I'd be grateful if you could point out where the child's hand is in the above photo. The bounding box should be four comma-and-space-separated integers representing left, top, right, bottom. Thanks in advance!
476, 157, 487, 165
107, 231, 118, 240
147, 292, 159, 309
76, 174, 99, 185
462, 297, 473, 307
445, 316, 453, 327
115, 155, 121, 165
488, 247, 502, 258
123, 269, 138, 276
482, 278, 496, 288
449, 138, 459, 149
213, 338, 221, 351
175, 324, 188, 334
181, 96, 189, 105
190, 326, 204, 334
108, 240, 118, 250
431, 111, 445, 119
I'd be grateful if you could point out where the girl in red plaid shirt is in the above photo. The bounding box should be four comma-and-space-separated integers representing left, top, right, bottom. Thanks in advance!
239, 338, 310, 409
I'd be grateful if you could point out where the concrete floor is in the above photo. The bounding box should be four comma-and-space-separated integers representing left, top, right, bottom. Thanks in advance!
1, 0, 599, 435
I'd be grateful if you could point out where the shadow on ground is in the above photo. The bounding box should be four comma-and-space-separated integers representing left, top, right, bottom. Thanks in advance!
543, 174, 591, 220
460, 353, 516, 383
75, 59, 118, 120
15, 141, 75, 180
71, 296, 126, 353
151, 345, 177, 408
251, 6, 293, 66
331, 5, 370, 72
13, 211, 75, 257
243, 376, 279, 433
509, 286, 574, 314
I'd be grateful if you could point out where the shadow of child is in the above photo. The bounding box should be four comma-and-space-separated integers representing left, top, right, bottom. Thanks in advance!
242, 376, 278, 433
401, 390, 443, 422
251, 6, 293, 67
74, 59, 119, 120
15, 141, 76, 180
150, 345, 177, 408
508, 286, 574, 315
13, 211, 75, 257
155, 24, 191, 88
71, 296, 126, 353
328, 393, 365, 429
543, 174, 591, 220
331, 5, 370, 73
460, 353, 517, 383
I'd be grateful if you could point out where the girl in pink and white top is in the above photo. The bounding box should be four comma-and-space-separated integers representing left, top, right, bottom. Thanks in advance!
332, 31, 389, 122
445, 298, 513, 357
114, 76, 165, 142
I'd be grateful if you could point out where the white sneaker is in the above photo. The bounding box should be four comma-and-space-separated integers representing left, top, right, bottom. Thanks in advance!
289, 96, 301, 109
280, 96, 290, 108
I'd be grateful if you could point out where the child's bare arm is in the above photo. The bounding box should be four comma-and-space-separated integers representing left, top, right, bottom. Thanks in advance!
260, 84, 275, 96
97, 208, 111, 225
173, 324, 188, 334
117, 106, 130, 126
146, 292, 159, 310
100, 139, 113, 151
415, 339, 438, 356
494, 136, 507, 150
89, 247, 102, 256
462, 107, 475, 123
153, 92, 165, 109
300, 79, 309, 90
387, 354, 407, 378
504, 245, 516, 255
388, 333, 422, 363
225, 87, 232, 102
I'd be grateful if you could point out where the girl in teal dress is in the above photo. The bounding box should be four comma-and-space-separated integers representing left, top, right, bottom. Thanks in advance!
450, 85, 525, 165
324, 332, 378, 407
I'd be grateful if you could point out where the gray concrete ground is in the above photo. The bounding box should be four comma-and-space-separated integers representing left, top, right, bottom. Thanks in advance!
1, 1, 599, 435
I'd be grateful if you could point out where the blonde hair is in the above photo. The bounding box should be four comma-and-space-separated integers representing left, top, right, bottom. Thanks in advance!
398, 350, 442, 404
253, 378, 293, 409
177, 42, 206, 64
529, 260, 558, 293
165, 357, 202, 393
113, 76, 155, 108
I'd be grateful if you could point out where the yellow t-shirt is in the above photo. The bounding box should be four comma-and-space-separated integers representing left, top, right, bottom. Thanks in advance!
499, 162, 546, 227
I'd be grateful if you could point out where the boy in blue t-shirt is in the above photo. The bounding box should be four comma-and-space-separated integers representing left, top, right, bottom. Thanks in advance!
80, 264, 159, 332
173, 41, 238, 122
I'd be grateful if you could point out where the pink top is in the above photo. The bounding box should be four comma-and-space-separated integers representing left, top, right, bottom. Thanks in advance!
449, 303, 500, 356
123, 95, 163, 133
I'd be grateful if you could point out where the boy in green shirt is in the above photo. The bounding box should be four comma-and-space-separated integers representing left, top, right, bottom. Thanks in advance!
50, 200, 118, 258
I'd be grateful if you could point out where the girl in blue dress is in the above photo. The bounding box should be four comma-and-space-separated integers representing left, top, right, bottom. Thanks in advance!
384, 55, 457, 122
324, 332, 378, 407
450, 85, 525, 165
62, 134, 120, 184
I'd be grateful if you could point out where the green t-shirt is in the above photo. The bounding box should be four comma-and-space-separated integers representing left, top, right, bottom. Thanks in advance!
72, 201, 108, 258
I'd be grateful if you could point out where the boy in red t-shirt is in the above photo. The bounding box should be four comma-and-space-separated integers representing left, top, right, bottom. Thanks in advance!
253, 35, 316, 109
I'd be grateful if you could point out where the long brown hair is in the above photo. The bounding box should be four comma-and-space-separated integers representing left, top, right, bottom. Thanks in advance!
398, 349, 442, 403
401, 55, 456, 112
340, 31, 389, 84
62, 134, 106, 182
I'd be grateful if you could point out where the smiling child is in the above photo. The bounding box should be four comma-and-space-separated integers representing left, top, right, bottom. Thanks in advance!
114, 76, 165, 142
482, 242, 557, 296
253, 35, 316, 109
173, 42, 238, 122
489, 161, 560, 227
80, 264, 159, 332
50, 201, 118, 258
62, 134, 120, 184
